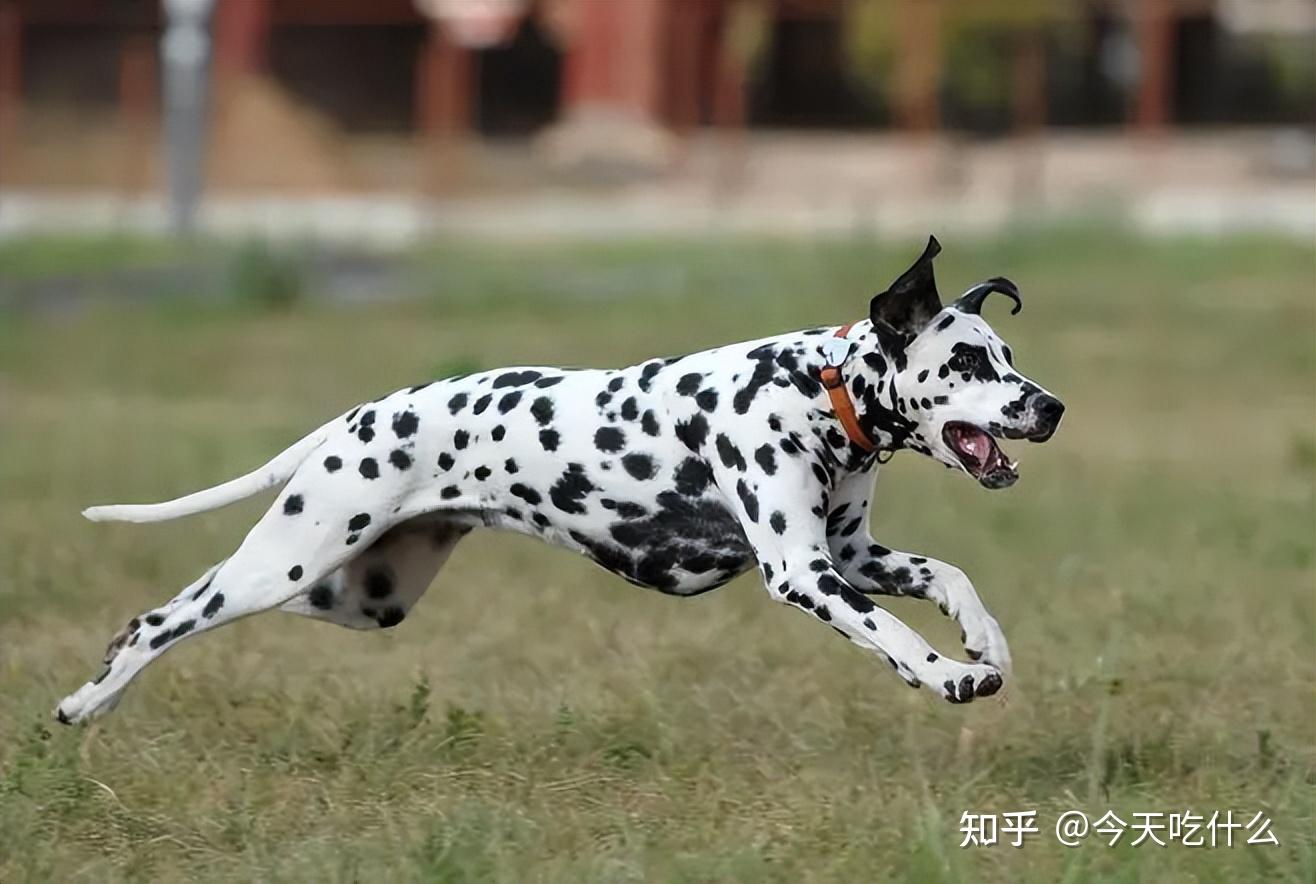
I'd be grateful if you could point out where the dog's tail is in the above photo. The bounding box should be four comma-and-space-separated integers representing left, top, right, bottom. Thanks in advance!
82, 423, 330, 524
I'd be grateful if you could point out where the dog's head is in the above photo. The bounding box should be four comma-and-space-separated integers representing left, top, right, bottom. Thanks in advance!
853, 237, 1064, 489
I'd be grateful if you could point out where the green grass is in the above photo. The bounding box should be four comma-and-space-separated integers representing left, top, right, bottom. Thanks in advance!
1, 230, 1313, 882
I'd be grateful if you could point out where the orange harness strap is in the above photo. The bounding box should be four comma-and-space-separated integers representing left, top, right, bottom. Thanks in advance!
818, 322, 876, 452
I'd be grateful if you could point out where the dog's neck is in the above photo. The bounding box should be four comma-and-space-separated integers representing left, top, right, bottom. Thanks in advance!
810, 320, 922, 472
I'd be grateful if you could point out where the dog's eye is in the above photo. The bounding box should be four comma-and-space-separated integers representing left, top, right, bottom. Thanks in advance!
948, 351, 980, 373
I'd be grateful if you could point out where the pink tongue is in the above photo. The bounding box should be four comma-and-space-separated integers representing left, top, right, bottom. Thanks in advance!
964, 433, 988, 460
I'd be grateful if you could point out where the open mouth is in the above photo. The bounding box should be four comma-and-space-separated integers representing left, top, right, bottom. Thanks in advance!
943, 421, 1018, 489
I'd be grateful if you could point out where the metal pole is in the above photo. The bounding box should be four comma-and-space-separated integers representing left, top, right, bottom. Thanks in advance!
161, 0, 215, 237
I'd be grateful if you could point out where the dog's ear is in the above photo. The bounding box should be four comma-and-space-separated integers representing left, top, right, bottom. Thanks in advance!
869, 236, 943, 348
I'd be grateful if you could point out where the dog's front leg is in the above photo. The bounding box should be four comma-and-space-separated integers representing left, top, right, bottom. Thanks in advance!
837, 545, 1011, 676
824, 471, 1011, 675
720, 468, 1003, 703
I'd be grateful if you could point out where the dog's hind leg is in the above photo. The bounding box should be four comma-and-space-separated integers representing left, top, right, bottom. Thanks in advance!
280, 521, 468, 630
100, 559, 228, 667
55, 477, 400, 725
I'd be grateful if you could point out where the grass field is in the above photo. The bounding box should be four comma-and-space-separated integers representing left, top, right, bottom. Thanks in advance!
1, 230, 1313, 882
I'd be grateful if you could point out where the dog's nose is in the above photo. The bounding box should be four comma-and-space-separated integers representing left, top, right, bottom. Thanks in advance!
1033, 394, 1065, 425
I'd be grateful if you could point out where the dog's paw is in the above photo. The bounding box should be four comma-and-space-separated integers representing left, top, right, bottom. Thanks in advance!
54, 681, 124, 725
939, 663, 1004, 704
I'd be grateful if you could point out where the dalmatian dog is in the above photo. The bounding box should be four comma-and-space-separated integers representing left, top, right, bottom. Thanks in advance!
56, 237, 1064, 725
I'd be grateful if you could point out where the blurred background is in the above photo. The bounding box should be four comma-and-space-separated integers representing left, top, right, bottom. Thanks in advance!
0, 0, 1312, 247
1, 3, 1314, 882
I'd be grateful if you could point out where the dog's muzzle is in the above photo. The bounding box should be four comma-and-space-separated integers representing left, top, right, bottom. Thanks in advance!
1025, 393, 1065, 443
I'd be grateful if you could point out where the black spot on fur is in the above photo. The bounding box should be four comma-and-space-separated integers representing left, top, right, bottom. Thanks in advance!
595, 426, 625, 453
359, 458, 379, 480
348, 513, 372, 531
288, 565, 303, 581
145, 613, 164, 626
531, 396, 555, 426
504, 458, 519, 473
754, 444, 777, 475
769, 511, 787, 534
550, 464, 596, 514
392, 410, 419, 438
788, 371, 821, 398
620, 397, 639, 421
473, 393, 493, 415
511, 483, 542, 505
539, 429, 560, 451
364, 567, 394, 599
621, 453, 655, 480
324, 456, 342, 472
389, 449, 412, 470
638, 361, 663, 392
494, 370, 542, 388
498, 391, 523, 413
454, 430, 469, 450
283, 494, 304, 515
673, 458, 713, 496
674, 413, 709, 452
734, 347, 778, 413
151, 619, 196, 650
441, 485, 461, 499
695, 389, 719, 412
448, 393, 468, 414
676, 373, 703, 396
641, 410, 660, 436
438, 452, 455, 471
309, 585, 334, 610
716, 434, 746, 471
736, 479, 759, 522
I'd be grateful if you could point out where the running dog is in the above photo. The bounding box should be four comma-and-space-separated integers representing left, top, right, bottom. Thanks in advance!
56, 237, 1064, 724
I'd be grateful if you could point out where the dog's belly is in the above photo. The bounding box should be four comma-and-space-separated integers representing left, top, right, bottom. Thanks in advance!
478, 488, 754, 595
564, 490, 756, 594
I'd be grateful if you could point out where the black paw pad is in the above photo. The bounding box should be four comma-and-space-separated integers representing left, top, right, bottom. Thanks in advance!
975, 671, 1003, 697
943, 678, 970, 704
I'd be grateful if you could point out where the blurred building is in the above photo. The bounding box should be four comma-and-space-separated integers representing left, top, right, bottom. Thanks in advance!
0, 0, 1312, 192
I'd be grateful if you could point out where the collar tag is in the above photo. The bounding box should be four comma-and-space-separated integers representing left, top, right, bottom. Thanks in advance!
821, 336, 854, 368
